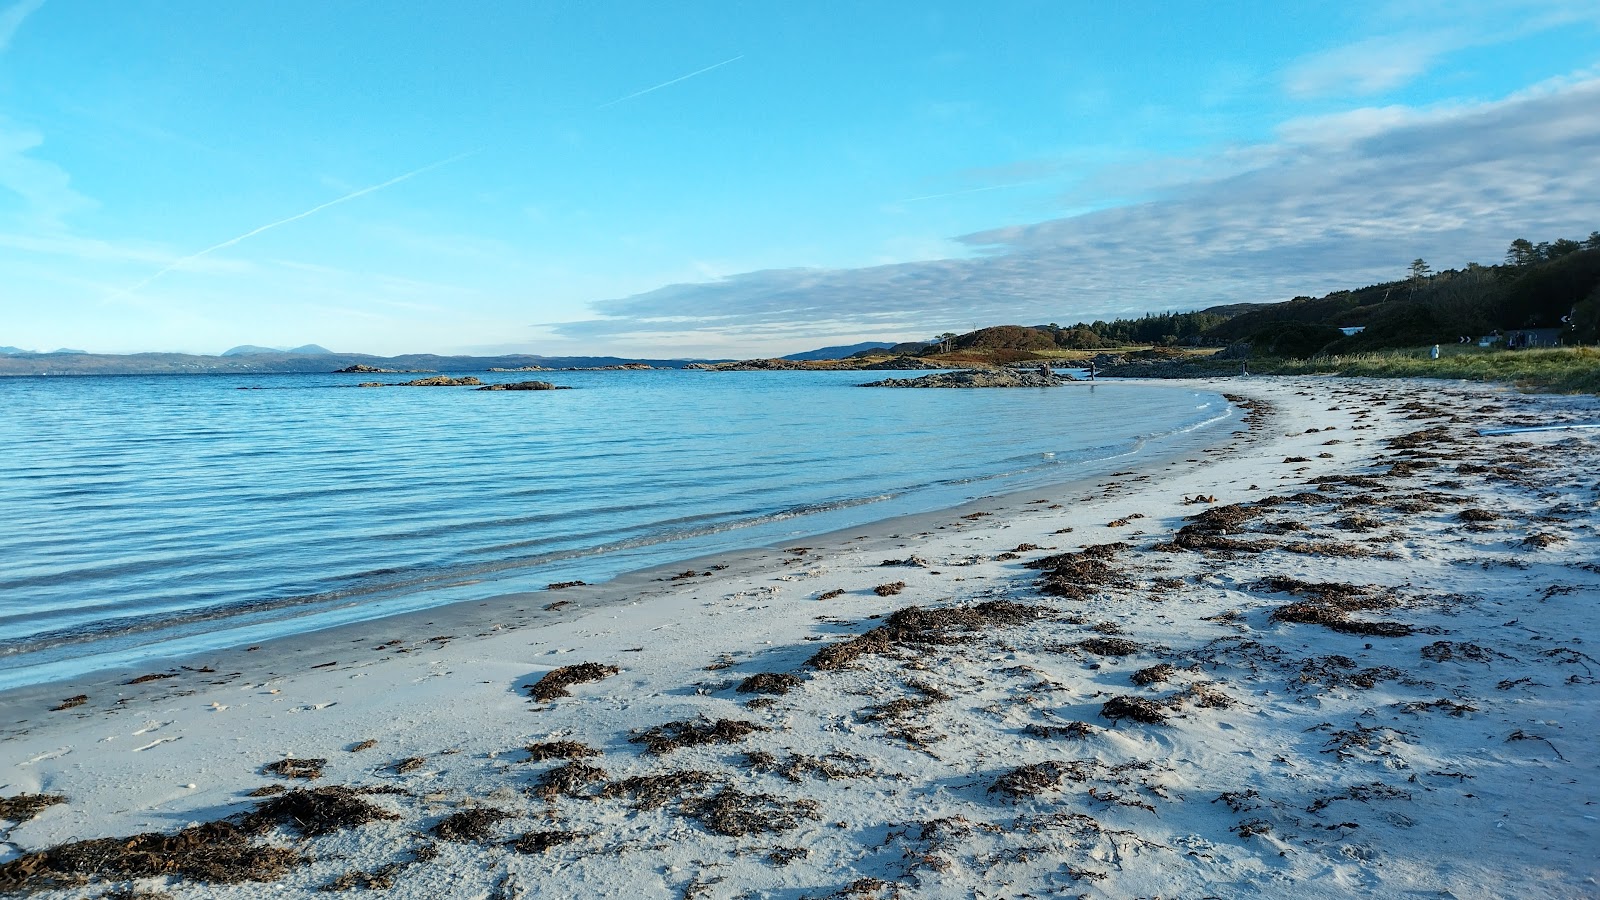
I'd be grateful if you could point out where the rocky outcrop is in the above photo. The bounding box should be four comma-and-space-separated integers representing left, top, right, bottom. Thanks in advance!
706, 358, 812, 371
861, 368, 1071, 388
399, 376, 483, 386
487, 365, 551, 372
335, 364, 426, 374
856, 356, 946, 370
476, 381, 570, 391
558, 363, 655, 370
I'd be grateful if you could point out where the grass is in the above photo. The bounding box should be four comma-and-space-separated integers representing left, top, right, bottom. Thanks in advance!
1248, 346, 1600, 394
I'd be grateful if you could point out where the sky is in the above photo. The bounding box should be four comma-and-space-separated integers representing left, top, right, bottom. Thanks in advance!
1, 1, 1597, 358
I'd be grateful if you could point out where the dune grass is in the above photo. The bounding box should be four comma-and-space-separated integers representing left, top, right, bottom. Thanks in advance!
1249, 346, 1600, 394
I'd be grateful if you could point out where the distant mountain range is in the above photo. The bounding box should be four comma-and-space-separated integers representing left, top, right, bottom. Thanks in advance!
0, 349, 730, 376
781, 341, 898, 361
220, 344, 334, 357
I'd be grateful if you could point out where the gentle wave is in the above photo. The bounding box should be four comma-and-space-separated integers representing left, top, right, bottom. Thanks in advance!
0, 371, 1233, 686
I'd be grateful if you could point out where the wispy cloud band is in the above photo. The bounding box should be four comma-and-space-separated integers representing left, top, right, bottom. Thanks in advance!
556, 77, 1600, 347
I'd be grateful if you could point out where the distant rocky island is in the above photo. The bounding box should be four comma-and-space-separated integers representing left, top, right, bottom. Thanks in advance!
353, 377, 570, 391
861, 367, 1071, 388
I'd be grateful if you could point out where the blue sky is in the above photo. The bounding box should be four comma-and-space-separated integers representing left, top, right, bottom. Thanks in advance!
1, 1, 1597, 357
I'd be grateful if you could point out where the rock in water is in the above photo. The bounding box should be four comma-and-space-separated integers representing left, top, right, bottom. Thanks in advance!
860, 368, 1067, 388
477, 381, 570, 391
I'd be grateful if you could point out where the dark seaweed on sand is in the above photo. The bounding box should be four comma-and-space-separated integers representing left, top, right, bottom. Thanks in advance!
0, 786, 398, 892
525, 740, 601, 761
1099, 695, 1169, 725
0, 793, 65, 823
600, 771, 718, 809
1075, 638, 1142, 657
630, 718, 764, 755
807, 601, 1044, 670
737, 672, 803, 695
261, 757, 326, 780
431, 808, 513, 842
681, 787, 820, 836
527, 662, 620, 702
533, 761, 608, 800
510, 830, 589, 854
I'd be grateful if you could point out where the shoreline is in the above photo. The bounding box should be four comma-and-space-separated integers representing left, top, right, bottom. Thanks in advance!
3, 375, 1597, 898
0, 379, 1235, 698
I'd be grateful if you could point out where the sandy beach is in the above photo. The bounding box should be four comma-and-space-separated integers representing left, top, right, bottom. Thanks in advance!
2, 375, 1597, 898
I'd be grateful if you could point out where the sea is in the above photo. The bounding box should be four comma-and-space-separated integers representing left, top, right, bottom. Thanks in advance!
0, 370, 1234, 689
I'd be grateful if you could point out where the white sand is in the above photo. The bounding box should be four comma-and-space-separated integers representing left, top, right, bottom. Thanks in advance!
2, 376, 1597, 898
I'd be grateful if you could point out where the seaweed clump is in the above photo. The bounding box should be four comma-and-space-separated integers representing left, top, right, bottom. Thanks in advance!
807, 601, 1043, 670
630, 719, 764, 755
600, 771, 717, 809
533, 762, 608, 801
0, 786, 398, 892
0, 793, 65, 824
525, 740, 601, 762
681, 788, 820, 836
1098, 696, 1169, 725
431, 808, 513, 842
527, 662, 620, 702
737, 672, 803, 695
261, 757, 326, 780
1158, 505, 1275, 554
1026, 542, 1130, 600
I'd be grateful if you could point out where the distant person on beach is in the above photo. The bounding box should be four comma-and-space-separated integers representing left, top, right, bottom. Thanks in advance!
1088, 360, 1097, 381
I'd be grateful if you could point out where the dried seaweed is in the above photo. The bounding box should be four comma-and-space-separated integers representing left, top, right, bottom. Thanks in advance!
240, 786, 401, 837
0, 822, 302, 891
0, 793, 65, 823
533, 762, 608, 801
600, 771, 717, 809
1271, 602, 1412, 637
509, 830, 589, 854
737, 672, 803, 695
525, 740, 601, 762
807, 601, 1043, 670
1130, 664, 1175, 686
990, 762, 1069, 798
681, 788, 820, 836
431, 808, 513, 842
1075, 637, 1142, 657
1099, 696, 1169, 725
630, 718, 764, 755
744, 751, 876, 783
1023, 721, 1096, 740
261, 757, 326, 780
527, 662, 620, 702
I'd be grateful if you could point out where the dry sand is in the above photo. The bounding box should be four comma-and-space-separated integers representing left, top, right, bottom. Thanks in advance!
1, 376, 1597, 898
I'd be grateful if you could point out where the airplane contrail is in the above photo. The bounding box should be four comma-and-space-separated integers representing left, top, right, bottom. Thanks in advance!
117, 149, 479, 296
597, 54, 744, 109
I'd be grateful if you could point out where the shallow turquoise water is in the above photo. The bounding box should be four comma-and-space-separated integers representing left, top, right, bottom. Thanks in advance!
0, 370, 1232, 687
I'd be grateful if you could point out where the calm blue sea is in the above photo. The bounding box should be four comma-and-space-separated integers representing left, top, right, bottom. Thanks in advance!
0, 370, 1233, 688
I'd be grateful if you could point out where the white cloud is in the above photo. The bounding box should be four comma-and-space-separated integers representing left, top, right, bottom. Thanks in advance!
0, 118, 89, 226
1284, 33, 1456, 98
0, 0, 44, 54
554, 77, 1600, 350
